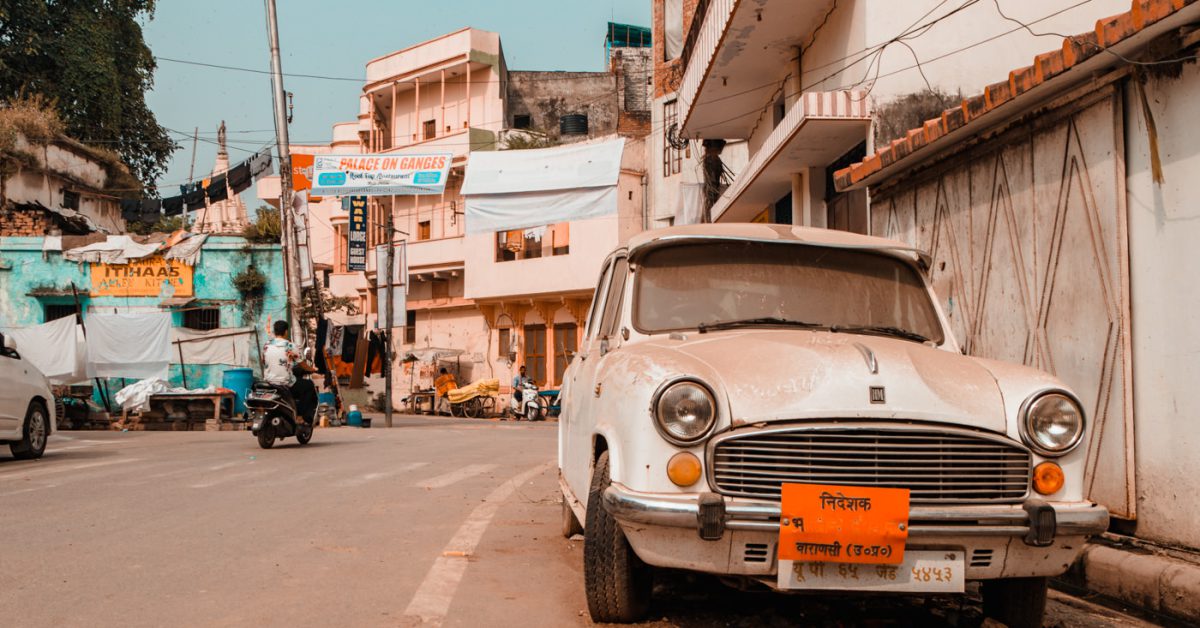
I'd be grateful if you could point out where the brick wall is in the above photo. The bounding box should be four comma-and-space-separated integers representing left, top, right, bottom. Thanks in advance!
0, 206, 54, 236
618, 111, 652, 137
612, 47, 654, 114
653, 0, 702, 98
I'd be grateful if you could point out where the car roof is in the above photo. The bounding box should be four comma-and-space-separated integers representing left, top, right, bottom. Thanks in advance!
626, 224, 931, 268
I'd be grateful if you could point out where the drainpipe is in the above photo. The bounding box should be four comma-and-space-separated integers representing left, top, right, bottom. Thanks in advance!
641, 174, 649, 231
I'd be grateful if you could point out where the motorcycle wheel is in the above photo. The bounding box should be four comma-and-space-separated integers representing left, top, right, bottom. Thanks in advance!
525, 403, 541, 422
257, 423, 275, 449
464, 397, 482, 419
296, 423, 313, 445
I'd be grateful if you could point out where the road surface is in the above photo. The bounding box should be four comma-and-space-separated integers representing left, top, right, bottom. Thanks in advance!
0, 417, 1159, 627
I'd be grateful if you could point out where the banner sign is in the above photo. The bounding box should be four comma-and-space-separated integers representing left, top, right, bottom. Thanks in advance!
312, 153, 452, 196
90, 258, 194, 297
374, 242, 408, 330
348, 196, 368, 271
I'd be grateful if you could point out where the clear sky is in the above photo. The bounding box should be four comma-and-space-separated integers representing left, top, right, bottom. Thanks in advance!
142, 0, 651, 200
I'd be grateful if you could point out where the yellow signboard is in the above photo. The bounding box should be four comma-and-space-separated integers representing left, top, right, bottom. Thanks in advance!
90, 257, 193, 297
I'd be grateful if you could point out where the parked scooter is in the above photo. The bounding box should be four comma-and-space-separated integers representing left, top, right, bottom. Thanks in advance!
509, 380, 543, 421
248, 381, 313, 449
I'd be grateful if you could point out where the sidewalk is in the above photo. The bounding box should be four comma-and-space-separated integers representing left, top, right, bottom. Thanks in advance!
1062, 540, 1200, 624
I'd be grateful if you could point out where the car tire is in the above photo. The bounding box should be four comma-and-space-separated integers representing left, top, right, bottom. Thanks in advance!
562, 497, 584, 538
982, 576, 1048, 628
583, 451, 652, 623
10, 401, 49, 460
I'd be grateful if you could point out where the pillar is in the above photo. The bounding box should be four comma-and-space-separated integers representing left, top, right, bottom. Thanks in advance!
791, 173, 805, 226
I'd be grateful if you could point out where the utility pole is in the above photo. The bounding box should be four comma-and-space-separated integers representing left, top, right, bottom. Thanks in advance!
264, 0, 305, 345
185, 127, 198, 230
384, 210, 395, 428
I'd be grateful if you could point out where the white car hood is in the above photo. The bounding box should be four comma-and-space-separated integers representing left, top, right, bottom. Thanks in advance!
645, 330, 1006, 433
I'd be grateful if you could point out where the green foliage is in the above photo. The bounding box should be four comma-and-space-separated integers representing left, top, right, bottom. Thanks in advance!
124, 214, 184, 235
0, 0, 177, 191
503, 133, 556, 150
299, 286, 359, 337
243, 206, 282, 243
233, 266, 268, 299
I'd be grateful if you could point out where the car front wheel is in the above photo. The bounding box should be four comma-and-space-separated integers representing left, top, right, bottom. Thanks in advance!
583, 451, 652, 623
10, 401, 49, 460
982, 576, 1048, 628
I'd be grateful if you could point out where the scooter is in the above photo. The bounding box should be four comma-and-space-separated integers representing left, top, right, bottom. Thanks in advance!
509, 380, 543, 421
248, 381, 313, 449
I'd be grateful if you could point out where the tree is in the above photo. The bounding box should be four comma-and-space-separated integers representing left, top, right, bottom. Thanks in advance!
0, 0, 177, 192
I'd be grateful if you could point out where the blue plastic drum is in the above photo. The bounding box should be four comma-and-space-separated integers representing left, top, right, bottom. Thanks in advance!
221, 368, 255, 415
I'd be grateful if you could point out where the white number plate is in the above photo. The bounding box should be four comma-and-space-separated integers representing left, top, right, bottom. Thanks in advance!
778, 551, 964, 592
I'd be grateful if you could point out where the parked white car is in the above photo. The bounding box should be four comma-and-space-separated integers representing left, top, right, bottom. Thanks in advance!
0, 331, 55, 459
558, 224, 1108, 627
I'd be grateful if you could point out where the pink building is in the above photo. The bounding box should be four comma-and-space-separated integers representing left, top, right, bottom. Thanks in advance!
260, 27, 651, 400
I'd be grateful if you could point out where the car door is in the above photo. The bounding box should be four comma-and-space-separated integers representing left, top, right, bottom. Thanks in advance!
0, 335, 27, 435
560, 256, 618, 500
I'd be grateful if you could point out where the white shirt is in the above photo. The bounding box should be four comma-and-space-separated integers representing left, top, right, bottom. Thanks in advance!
262, 337, 296, 386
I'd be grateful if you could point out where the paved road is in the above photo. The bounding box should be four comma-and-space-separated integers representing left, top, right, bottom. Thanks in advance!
0, 418, 1158, 627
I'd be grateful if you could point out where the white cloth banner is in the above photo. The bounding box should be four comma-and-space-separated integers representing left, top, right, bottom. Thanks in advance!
85, 312, 172, 379
676, 182, 706, 225
464, 187, 617, 235
462, 139, 624, 196
664, 0, 684, 60
171, 327, 252, 367
1, 317, 87, 384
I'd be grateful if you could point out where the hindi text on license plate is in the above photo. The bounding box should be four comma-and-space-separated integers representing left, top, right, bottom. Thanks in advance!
778, 551, 965, 592
778, 483, 910, 565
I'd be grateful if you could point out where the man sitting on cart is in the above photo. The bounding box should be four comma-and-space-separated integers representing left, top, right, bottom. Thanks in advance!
434, 367, 457, 416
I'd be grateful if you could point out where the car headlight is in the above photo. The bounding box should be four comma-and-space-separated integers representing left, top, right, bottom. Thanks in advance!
1022, 392, 1084, 456
653, 380, 717, 445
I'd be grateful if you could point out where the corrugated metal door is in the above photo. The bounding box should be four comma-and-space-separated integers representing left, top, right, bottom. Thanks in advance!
871, 87, 1135, 518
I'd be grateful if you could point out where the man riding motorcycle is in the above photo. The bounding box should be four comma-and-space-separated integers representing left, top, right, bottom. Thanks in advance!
261, 320, 314, 424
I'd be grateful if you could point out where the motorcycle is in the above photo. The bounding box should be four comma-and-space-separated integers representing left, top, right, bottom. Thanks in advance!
248, 381, 313, 449
509, 380, 543, 421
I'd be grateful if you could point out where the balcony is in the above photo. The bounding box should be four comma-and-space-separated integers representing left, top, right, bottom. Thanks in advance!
712, 90, 871, 222
679, 0, 835, 139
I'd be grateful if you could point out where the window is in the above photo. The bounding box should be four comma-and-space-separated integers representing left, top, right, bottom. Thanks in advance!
431, 279, 450, 300
523, 325, 547, 385
513, 114, 531, 129
405, 310, 416, 344
662, 100, 682, 176
44, 304, 76, 323
423, 119, 437, 140
495, 224, 569, 262
553, 324, 577, 384
585, 262, 614, 340
599, 257, 629, 338
498, 328, 511, 358
183, 308, 220, 331
418, 221, 431, 241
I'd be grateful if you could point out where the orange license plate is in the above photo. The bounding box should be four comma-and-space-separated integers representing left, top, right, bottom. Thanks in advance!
778, 483, 911, 565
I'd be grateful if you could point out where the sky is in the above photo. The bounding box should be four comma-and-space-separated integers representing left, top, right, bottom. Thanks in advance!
142, 0, 651, 201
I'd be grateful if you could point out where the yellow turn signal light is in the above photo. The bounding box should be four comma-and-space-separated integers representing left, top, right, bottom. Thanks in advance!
667, 452, 702, 487
1032, 461, 1065, 495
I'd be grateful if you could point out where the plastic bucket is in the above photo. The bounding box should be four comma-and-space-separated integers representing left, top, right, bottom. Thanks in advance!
318, 391, 335, 407
221, 368, 255, 415
347, 409, 363, 427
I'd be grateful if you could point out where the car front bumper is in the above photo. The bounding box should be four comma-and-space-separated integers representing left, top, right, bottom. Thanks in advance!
602, 482, 1109, 580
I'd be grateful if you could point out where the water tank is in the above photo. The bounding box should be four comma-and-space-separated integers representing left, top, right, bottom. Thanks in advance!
221, 368, 254, 415
560, 113, 589, 136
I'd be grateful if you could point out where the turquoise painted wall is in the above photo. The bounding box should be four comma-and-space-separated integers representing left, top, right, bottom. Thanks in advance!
0, 236, 288, 399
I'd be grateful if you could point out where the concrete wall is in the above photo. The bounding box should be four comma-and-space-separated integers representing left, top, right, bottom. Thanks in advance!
0, 236, 287, 393
1, 135, 125, 234
1123, 63, 1200, 550
506, 71, 618, 142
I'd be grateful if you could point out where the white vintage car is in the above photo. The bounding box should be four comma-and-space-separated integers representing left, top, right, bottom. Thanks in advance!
558, 224, 1107, 627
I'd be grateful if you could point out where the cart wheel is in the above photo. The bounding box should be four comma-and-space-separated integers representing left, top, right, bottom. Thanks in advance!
464, 397, 482, 419
450, 402, 461, 418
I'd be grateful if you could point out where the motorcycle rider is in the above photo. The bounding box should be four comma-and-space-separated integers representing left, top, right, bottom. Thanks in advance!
262, 320, 311, 424
512, 365, 531, 402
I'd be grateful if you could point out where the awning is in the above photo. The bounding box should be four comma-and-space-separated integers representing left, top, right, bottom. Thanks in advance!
462, 139, 624, 234
712, 91, 871, 222
158, 297, 195, 308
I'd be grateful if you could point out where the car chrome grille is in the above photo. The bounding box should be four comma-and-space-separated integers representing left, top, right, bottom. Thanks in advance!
709, 425, 1031, 504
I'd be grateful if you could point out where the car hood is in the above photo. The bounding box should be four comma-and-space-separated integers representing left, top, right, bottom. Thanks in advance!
639, 329, 1006, 433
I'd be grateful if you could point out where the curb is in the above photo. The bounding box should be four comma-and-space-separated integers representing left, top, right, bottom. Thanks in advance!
1066, 543, 1200, 623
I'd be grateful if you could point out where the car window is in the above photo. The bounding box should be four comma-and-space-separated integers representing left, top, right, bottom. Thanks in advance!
0, 332, 16, 359
583, 260, 614, 342
599, 257, 629, 339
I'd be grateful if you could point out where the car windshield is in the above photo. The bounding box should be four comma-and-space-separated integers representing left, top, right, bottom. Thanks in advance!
633, 240, 945, 344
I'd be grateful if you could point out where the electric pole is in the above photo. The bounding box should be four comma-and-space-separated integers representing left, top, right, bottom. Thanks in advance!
384, 209, 395, 428
264, 0, 305, 345
185, 127, 197, 230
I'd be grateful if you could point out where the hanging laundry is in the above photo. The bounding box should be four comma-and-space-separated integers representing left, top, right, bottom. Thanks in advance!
325, 323, 345, 357
314, 318, 329, 376
161, 195, 185, 216
120, 199, 141, 222
206, 174, 229, 203
1, 317, 87, 384
85, 312, 172, 380
183, 183, 207, 211
365, 331, 380, 376
163, 233, 207, 266
171, 327, 251, 367
340, 325, 362, 362
227, 162, 252, 194
248, 149, 273, 178
140, 198, 162, 223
